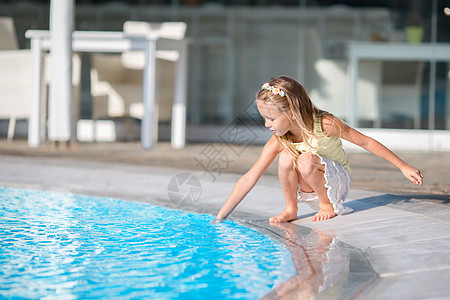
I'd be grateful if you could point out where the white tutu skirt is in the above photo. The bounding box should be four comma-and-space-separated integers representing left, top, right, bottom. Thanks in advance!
297, 154, 354, 215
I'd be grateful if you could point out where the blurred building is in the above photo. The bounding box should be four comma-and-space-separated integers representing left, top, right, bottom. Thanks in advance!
0, 0, 449, 144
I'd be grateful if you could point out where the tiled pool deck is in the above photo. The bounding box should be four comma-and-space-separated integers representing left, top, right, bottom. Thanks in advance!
1, 140, 449, 299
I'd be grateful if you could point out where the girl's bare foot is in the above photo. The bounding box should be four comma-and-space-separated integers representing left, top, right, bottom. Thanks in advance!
269, 209, 298, 223
312, 203, 336, 221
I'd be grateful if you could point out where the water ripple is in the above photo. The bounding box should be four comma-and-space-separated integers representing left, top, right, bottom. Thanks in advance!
0, 186, 295, 299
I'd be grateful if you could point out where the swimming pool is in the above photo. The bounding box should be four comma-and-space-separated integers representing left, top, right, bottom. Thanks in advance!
0, 186, 296, 299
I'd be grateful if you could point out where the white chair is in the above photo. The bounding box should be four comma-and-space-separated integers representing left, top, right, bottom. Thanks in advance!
0, 17, 81, 142
0, 17, 32, 141
90, 53, 144, 120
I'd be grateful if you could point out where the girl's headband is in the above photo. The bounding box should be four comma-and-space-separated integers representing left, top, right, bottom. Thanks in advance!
262, 83, 286, 97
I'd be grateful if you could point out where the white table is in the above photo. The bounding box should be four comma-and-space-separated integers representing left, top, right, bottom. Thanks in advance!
25, 30, 189, 149
348, 42, 450, 129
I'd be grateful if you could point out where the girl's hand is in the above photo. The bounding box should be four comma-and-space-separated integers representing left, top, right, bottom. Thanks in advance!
210, 218, 225, 224
401, 165, 424, 186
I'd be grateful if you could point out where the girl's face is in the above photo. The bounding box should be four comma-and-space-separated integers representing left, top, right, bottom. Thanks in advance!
257, 102, 292, 136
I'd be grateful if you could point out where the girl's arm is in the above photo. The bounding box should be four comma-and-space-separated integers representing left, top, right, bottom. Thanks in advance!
215, 136, 283, 220
323, 116, 424, 186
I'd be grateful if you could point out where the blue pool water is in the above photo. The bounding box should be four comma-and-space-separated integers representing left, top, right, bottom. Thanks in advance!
0, 186, 295, 299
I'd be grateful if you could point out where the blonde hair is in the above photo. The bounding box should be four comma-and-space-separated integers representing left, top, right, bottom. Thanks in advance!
255, 76, 347, 165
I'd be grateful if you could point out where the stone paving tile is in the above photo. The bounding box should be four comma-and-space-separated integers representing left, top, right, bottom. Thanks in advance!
418, 210, 450, 225
365, 236, 450, 275
297, 209, 450, 250
318, 215, 450, 249
295, 203, 415, 232
381, 197, 450, 221
359, 268, 450, 300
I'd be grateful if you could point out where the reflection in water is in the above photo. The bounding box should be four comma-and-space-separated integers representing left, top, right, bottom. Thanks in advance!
249, 222, 350, 299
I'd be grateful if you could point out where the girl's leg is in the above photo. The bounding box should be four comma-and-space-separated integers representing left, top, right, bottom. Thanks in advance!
297, 153, 336, 221
270, 150, 300, 223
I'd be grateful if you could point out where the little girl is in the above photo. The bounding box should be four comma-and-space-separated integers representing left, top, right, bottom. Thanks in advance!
215, 76, 424, 222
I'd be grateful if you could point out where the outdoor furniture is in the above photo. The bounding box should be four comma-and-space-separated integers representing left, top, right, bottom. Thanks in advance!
89, 21, 185, 141
26, 25, 189, 149
0, 17, 32, 142
0, 16, 83, 143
